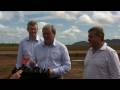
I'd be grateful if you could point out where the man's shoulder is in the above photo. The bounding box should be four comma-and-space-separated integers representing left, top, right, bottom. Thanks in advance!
55, 41, 69, 52
55, 41, 66, 48
105, 45, 117, 54
19, 37, 28, 44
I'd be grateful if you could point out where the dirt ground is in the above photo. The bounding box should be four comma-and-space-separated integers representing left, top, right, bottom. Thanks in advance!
0, 54, 84, 79
0, 45, 119, 79
0, 55, 16, 79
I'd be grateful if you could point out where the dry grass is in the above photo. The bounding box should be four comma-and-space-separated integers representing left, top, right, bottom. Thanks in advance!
0, 45, 120, 79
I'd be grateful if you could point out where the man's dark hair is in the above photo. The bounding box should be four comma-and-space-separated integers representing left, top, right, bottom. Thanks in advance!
27, 20, 38, 30
88, 26, 104, 40
42, 24, 56, 35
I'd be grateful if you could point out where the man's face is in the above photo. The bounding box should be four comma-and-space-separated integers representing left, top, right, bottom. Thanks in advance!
43, 28, 55, 45
28, 25, 38, 38
88, 31, 102, 48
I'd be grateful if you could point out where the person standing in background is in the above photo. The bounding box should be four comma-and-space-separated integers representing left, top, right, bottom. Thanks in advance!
10, 20, 42, 79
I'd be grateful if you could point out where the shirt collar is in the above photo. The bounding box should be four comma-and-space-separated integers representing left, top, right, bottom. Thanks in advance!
99, 42, 107, 50
90, 42, 107, 51
26, 35, 39, 41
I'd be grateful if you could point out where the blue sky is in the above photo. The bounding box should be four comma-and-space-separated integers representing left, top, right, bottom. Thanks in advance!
0, 11, 120, 45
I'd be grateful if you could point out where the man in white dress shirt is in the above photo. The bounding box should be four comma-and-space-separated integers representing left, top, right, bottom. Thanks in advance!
32, 24, 71, 79
84, 26, 120, 79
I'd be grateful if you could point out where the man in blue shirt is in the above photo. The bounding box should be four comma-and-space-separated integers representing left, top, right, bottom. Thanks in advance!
33, 24, 71, 79
10, 20, 42, 79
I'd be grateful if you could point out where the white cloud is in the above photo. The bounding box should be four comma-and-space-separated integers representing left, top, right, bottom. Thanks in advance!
0, 11, 17, 21
17, 11, 52, 22
113, 35, 120, 39
23, 11, 81, 21
50, 11, 76, 20
0, 24, 7, 28
78, 11, 118, 26
56, 24, 64, 27
92, 11, 114, 25
117, 24, 120, 28
30, 16, 56, 21
67, 11, 82, 17
58, 26, 87, 45
29, 11, 78, 21
22, 11, 48, 15
78, 14, 94, 24
118, 29, 120, 32
0, 26, 27, 43
18, 11, 25, 23
38, 22, 48, 29
55, 24, 64, 30
63, 26, 81, 35
1, 11, 120, 44
61, 26, 82, 42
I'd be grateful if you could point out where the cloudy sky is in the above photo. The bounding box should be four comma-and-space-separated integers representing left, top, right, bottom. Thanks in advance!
0, 11, 120, 45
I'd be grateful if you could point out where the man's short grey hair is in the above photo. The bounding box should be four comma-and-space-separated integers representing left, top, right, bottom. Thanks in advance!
42, 24, 56, 35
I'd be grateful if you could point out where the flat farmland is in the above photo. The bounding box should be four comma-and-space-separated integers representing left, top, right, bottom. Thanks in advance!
0, 45, 120, 79
0, 54, 84, 79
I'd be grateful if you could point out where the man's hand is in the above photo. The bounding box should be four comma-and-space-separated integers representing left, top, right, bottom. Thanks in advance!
10, 70, 23, 79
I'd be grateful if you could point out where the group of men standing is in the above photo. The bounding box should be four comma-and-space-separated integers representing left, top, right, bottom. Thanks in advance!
10, 20, 120, 79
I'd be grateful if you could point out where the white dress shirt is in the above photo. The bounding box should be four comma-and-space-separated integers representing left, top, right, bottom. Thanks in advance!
84, 43, 120, 79
33, 40, 71, 77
